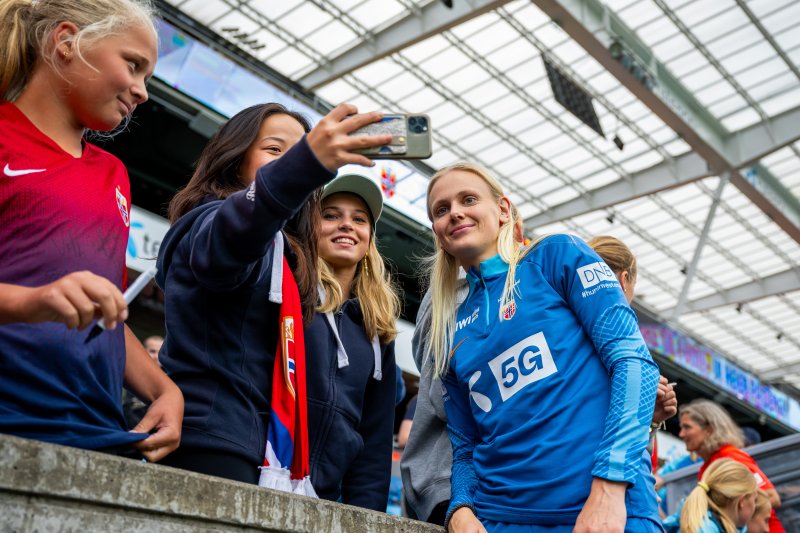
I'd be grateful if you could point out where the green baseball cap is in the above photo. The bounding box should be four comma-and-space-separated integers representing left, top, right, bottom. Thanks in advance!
321, 173, 384, 225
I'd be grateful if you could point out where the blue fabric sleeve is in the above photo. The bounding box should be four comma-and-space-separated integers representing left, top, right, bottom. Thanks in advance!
442, 368, 479, 523
187, 136, 333, 290
341, 342, 396, 511
540, 235, 659, 485
589, 311, 659, 484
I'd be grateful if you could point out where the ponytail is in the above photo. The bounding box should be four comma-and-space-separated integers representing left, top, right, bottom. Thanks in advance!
680, 458, 756, 533
0, 0, 35, 101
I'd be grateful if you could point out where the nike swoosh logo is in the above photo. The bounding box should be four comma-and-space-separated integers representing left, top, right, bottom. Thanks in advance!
4, 164, 46, 177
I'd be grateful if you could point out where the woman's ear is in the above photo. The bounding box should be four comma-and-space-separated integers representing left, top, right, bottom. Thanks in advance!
619, 270, 630, 291
498, 197, 511, 225
51, 21, 80, 58
735, 494, 749, 518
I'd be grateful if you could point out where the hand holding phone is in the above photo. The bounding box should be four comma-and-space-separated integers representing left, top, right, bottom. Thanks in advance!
307, 104, 394, 171
349, 113, 432, 159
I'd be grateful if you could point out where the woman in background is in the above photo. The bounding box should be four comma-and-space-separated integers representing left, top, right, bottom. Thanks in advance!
679, 399, 784, 532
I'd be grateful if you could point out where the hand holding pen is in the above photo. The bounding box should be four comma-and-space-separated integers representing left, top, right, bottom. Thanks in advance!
2, 270, 128, 330
85, 266, 158, 342
653, 377, 678, 425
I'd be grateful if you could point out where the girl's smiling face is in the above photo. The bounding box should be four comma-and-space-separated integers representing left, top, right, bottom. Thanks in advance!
60, 22, 157, 131
317, 192, 372, 270
239, 113, 306, 184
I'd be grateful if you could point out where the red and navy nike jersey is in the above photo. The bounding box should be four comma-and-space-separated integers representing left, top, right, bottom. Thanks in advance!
0, 101, 144, 449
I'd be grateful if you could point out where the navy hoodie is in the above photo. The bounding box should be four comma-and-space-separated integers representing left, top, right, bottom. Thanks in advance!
305, 300, 396, 511
156, 138, 333, 466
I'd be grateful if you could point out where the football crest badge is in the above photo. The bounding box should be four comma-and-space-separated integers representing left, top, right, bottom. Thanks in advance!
502, 300, 517, 320
116, 185, 130, 227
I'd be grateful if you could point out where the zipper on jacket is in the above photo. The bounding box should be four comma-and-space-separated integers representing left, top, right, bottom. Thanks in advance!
475, 271, 491, 335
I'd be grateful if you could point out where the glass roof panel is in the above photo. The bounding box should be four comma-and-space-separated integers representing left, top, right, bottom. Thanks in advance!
635, 13, 680, 43
775, 25, 800, 51
720, 107, 762, 131
246, 0, 303, 20
265, 46, 315, 79
302, 19, 357, 54
616, 0, 663, 28
683, 1, 748, 42
346, 0, 406, 29
651, 32, 695, 64
461, 79, 510, 108
172, 0, 229, 24
439, 62, 492, 94
760, 87, 800, 116
417, 47, 473, 78
663, 49, 708, 78
760, 0, 800, 35
276, 3, 330, 37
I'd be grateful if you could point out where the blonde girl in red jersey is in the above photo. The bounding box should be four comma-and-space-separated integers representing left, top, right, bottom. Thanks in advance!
0, 0, 182, 461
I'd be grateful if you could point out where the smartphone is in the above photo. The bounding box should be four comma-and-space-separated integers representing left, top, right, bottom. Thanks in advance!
350, 114, 432, 159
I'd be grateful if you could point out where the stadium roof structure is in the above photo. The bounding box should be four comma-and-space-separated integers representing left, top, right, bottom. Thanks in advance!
164, 0, 800, 392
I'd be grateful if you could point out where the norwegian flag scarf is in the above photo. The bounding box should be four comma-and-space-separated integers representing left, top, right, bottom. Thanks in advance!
258, 233, 316, 497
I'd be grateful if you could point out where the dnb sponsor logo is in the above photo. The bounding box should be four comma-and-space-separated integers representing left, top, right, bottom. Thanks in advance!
577, 261, 618, 297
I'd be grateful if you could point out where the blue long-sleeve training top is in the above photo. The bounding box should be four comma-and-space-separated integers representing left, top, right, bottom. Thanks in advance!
443, 234, 661, 526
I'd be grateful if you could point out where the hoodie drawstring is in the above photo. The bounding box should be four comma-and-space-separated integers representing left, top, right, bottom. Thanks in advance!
317, 283, 382, 380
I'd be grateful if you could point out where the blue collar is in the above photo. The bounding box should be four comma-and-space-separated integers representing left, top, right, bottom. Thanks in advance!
466, 254, 509, 284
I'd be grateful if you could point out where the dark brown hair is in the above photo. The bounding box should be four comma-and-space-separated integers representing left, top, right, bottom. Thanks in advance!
286, 189, 321, 324
168, 103, 311, 222
168, 103, 320, 323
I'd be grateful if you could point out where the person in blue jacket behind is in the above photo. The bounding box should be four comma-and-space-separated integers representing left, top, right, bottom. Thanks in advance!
155, 102, 391, 483
424, 162, 662, 532
305, 173, 400, 510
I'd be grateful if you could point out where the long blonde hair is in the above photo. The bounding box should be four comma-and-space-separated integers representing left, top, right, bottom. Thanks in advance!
681, 399, 745, 455
680, 458, 756, 533
0, 0, 157, 101
317, 229, 400, 345
424, 162, 528, 377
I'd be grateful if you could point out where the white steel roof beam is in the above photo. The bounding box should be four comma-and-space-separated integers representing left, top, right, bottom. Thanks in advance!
761, 362, 800, 383
299, 0, 513, 90
528, 105, 800, 229
671, 173, 730, 320
531, 0, 800, 244
526, 151, 708, 230
725, 106, 800, 167
731, 163, 800, 243
668, 268, 800, 316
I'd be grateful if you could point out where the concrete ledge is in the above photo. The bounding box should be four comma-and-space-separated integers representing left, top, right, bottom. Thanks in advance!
0, 434, 443, 532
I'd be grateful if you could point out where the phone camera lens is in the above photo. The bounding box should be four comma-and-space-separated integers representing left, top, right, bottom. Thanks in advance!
409, 116, 428, 134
